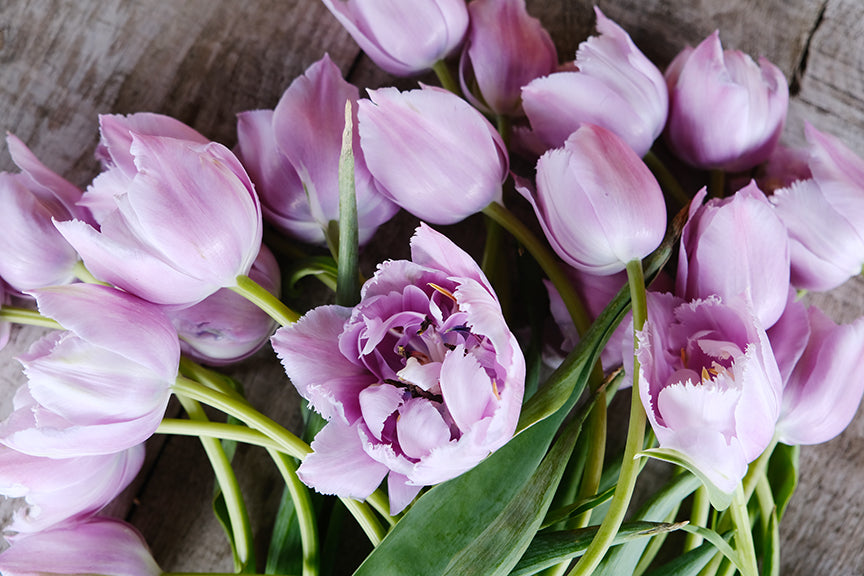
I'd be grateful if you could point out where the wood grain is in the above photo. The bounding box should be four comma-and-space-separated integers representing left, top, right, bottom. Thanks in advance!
0, 1, 862, 574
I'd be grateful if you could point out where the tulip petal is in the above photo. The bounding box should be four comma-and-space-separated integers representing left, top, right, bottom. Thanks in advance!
397, 398, 452, 460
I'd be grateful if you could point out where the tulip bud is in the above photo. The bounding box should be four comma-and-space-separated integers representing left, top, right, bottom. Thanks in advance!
664, 31, 788, 171
320, 0, 468, 76
521, 8, 667, 156
458, 0, 557, 117
517, 124, 666, 275
358, 86, 508, 225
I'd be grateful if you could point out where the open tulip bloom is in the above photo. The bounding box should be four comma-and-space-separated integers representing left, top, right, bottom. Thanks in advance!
2, 4, 864, 576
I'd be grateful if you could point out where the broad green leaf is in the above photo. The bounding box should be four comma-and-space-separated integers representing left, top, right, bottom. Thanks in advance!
641, 532, 733, 576
541, 485, 615, 530
761, 507, 780, 576
594, 472, 701, 576
509, 521, 687, 576
766, 443, 799, 520
336, 101, 360, 307
639, 448, 733, 510
266, 484, 303, 575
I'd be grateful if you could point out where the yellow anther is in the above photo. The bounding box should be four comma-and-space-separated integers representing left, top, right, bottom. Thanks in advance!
492, 379, 501, 400
701, 366, 711, 383
428, 282, 457, 302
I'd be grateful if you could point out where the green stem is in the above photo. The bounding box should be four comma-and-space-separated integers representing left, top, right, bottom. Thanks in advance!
482, 202, 591, 335
367, 490, 399, 527
633, 506, 681, 576
179, 357, 247, 403
337, 100, 360, 308
755, 473, 775, 534
481, 214, 511, 320
683, 485, 711, 552
708, 169, 726, 198
341, 496, 387, 546
73, 260, 110, 285
566, 259, 648, 576
729, 484, 759, 576
432, 59, 460, 94
268, 449, 319, 576
572, 395, 606, 528
0, 307, 62, 329
175, 395, 254, 570
643, 150, 690, 207
156, 419, 284, 451
496, 114, 512, 150
230, 274, 300, 326
742, 435, 779, 501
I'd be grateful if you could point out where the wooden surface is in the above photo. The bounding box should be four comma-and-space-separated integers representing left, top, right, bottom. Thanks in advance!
1, 0, 863, 574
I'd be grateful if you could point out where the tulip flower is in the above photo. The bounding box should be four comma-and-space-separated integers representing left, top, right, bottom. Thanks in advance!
168, 245, 280, 366
521, 8, 667, 157
0, 518, 161, 576
236, 55, 397, 246
458, 0, 557, 117
664, 31, 788, 171
637, 292, 782, 494
517, 124, 666, 275
0, 135, 90, 292
776, 306, 864, 445
272, 224, 524, 514
0, 444, 144, 533
55, 133, 262, 307
765, 288, 810, 384
320, 0, 469, 76
358, 86, 508, 225
0, 284, 180, 457
678, 184, 790, 329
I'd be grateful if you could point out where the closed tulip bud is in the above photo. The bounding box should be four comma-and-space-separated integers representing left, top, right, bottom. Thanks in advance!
521, 8, 667, 157
678, 184, 790, 329
320, 0, 468, 76
358, 86, 508, 225
664, 31, 788, 171
458, 0, 557, 116
237, 55, 397, 246
517, 123, 666, 275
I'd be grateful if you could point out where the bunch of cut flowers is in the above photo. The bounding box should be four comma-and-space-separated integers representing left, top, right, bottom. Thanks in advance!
0, 1, 862, 575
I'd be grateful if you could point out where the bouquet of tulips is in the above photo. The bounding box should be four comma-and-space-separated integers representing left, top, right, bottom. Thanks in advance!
1, 1, 862, 575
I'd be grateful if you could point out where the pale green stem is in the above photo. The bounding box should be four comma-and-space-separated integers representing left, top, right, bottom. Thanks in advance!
572, 395, 606, 529
742, 436, 779, 501
683, 485, 711, 552
156, 419, 284, 451
729, 484, 759, 576
175, 395, 254, 569
268, 449, 319, 576
0, 307, 62, 329
698, 553, 725, 576
230, 274, 300, 326
73, 260, 110, 285
341, 497, 387, 546
755, 473, 775, 534
367, 490, 398, 527
432, 59, 460, 94
643, 150, 690, 206
633, 506, 681, 576
566, 259, 648, 576
179, 357, 246, 403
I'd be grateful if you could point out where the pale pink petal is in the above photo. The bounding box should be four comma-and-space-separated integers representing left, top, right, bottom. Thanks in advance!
396, 398, 452, 460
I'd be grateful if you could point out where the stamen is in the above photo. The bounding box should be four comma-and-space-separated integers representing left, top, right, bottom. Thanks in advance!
701, 366, 711, 383
492, 380, 501, 400
428, 282, 457, 302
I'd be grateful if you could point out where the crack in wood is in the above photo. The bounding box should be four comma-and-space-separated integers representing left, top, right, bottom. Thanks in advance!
791, 0, 828, 96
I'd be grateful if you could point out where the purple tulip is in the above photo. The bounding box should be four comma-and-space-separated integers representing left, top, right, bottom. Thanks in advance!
521, 8, 667, 157
770, 124, 864, 291
0, 135, 89, 292
776, 307, 864, 445
664, 31, 788, 171
358, 86, 508, 225
458, 0, 557, 116
56, 132, 262, 307
237, 55, 398, 246
0, 517, 161, 576
167, 245, 280, 366
517, 124, 666, 275
637, 293, 782, 494
272, 224, 524, 514
0, 444, 143, 534
320, 0, 469, 76
0, 284, 179, 457
678, 184, 790, 329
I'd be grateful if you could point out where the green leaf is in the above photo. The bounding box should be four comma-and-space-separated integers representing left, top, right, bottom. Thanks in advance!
639, 448, 733, 511
641, 532, 733, 576
510, 521, 687, 576
287, 256, 338, 293
766, 443, 799, 520
678, 524, 742, 572
541, 485, 616, 530
266, 484, 303, 575
336, 101, 360, 307
761, 507, 780, 576
213, 491, 243, 572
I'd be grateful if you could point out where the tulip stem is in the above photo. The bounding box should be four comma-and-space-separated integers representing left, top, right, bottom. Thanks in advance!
742, 435, 779, 501
73, 260, 111, 285
432, 60, 460, 95
683, 485, 711, 551
267, 449, 319, 576
729, 484, 759, 576
156, 418, 284, 450
0, 306, 62, 329
482, 201, 591, 335
708, 169, 726, 198
231, 274, 300, 326
566, 259, 648, 576
643, 151, 690, 207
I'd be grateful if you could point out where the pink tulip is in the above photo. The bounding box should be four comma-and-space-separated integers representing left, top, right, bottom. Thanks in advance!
0, 135, 90, 292
320, 0, 469, 76
458, 0, 557, 116
56, 132, 262, 307
678, 184, 790, 328
0, 284, 179, 457
168, 245, 280, 366
637, 293, 782, 494
0, 444, 144, 534
517, 124, 666, 274
776, 307, 864, 445
521, 8, 667, 157
664, 31, 788, 171
272, 224, 524, 514
358, 86, 508, 225
0, 518, 161, 576
237, 55, 397, 246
